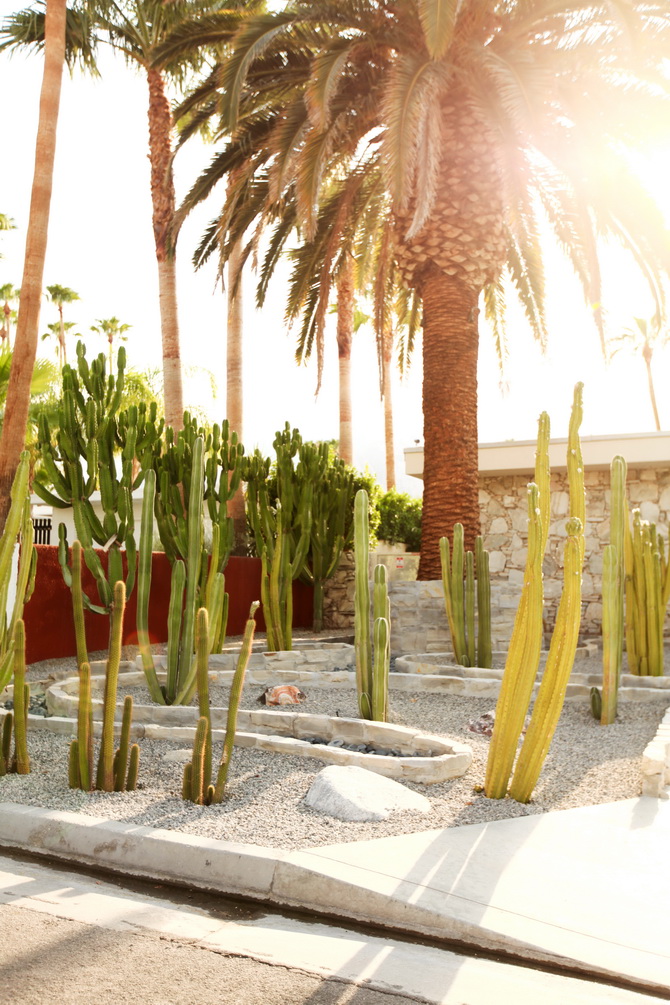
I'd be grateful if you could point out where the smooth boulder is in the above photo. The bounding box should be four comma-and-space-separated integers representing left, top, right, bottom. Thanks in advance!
305, 764, 431, 822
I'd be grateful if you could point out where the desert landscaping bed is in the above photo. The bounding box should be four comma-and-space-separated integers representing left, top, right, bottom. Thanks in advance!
2, 642, 667, 851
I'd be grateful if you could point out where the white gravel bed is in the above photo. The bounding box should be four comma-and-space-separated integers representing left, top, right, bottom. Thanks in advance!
2, 678, 667, 850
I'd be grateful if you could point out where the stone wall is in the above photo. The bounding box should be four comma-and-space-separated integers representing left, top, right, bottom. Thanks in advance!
323, 464, 670, 651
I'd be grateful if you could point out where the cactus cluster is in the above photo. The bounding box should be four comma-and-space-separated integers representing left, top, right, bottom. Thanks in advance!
245, 426, 312, 650
485, 384, 585, 802
440, 527, 492, 668
354, 489, 390, 721
624, 508, 670, 677
0, 452, 36, 693
0, 620, 30, 776
183, 602, 259, 804
36, 343, 139, 617
68, 581, 139, 792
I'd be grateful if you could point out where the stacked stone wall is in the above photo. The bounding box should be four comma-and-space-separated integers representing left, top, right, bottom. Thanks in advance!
323, 464, 670, 652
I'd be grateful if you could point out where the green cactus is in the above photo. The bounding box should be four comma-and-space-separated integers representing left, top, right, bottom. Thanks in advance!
353, 489, 391, 722
69, 580, 139, 793
211, 601, 259, 803
245, 426, 313, 650
0, 452, 36, 693
485, 386, 585, 801
624, 508, 666, 677
440, 529, 492, 669
134, 469, 165, 704
508, 518, 583, 802
35, 343, 140, 621
0, 621, 30, 776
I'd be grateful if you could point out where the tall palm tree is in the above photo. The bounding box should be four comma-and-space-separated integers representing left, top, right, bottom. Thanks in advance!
0, 0, 66, 532
45, 282, 79, 365
1, 1, 228, 430
41, 319, 80, 363
90, 314, 132, 369
609, 316, 668, 431
178, 0, 670, 578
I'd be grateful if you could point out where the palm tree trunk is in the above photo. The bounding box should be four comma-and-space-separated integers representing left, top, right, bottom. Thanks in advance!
147, 66, 183, 431
227, 240, 247, 550
382, 325, 396, 490
417, 265, 480, 580
336, 258, 354, 465
0, 0, 66, 533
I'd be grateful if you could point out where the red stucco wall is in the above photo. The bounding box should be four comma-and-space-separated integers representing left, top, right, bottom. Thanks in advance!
23, 545, 313, 663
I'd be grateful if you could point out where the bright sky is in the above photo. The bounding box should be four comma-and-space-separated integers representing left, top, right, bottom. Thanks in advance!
1, 24, 669, 497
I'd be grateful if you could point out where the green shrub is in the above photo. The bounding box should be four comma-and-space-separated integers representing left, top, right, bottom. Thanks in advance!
376, 489, 422, 552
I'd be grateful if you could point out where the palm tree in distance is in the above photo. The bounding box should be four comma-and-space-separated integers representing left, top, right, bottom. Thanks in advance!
45, 282, 79, 365
0, 283, 20, 346
1, 0, 230, 430
41, 319, 80, 364
0, 0, 66, 533
608, 316, 668, 432
90, 315, 132, 369
175, 1, 670, 578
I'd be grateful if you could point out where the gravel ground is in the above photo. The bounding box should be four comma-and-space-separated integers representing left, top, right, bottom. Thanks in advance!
2, 641, 668, 851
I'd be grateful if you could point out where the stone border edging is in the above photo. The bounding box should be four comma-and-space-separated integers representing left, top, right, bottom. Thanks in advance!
44, 674, 473, 784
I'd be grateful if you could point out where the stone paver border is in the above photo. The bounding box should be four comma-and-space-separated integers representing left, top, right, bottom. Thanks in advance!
44, 672, 472, 784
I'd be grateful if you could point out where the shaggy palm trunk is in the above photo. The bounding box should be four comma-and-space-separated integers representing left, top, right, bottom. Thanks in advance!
418, 268, 480, 579
0, 0, 65, 533
336, 258, 354, 465
147, 67, 183, 431
394, 95, 507, 579
227, 240, 247, 550
382, 326, 396, 490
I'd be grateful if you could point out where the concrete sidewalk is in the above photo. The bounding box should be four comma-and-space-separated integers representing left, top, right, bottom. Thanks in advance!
0, 854, 664, 1004
1, 795, 669, 996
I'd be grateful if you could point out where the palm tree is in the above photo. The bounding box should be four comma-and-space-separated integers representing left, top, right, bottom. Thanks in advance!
0, 283, 20, 346
1, 1, 229, 430
45, 282, 79, 365
0, 0, 66, 533
90, 315, 132, 369
175, 1, 670, 578
41, 319, 80, 363
609, 316, 668, 431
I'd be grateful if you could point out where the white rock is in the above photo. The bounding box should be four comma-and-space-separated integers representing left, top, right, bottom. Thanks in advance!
304, 765, 431, 822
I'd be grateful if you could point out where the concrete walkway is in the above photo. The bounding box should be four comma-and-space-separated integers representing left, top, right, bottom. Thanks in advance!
1, 795, 669, 997
0, 854, 664, 1004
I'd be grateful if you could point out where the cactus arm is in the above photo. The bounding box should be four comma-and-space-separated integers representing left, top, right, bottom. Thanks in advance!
135, 470, 164, 704
0, 452, 30, 597
12, 621, 30, 774
465, 550, 476, 667
567, 385, 585, 537
195, 608, 212, 792
476, 538, 492, 669
166, 561, 186, 703
268, 507, 285, 650
114, 695, 133, 792
177, 437, 205, 693
354, 489, 372, 719
98, 581, 126, 792
451, 524, 466, 664
485, 483, 544, 799
8, 499, 35, 641
509, 521, 583, 803
643, 540, 662, 676
440, 537, 461, 665
71, 542, 90, 672
371, 616, 390, 722
76, 661, 92, 791
600, 545, 620, 725
68, 741, 80, 788
211, 601, 259, 803
535, 412, 551, 554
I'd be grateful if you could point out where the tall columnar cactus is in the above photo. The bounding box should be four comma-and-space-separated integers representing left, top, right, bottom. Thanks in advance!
354, 489, 391, 721
0, 452, 37, 692
245, 426, 313, 650
508, 518, 583, 802
183, 602, 259, 805
624, 508, 667, 677
35, 343, 143, 621
600, 456, 627, 724
69, 580, 139, 793
485, 387, 585, 801
0, 621, 31, 777
440, 527, 492, 669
